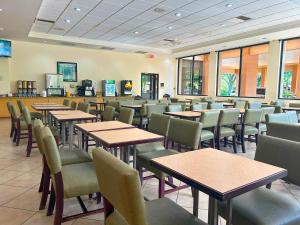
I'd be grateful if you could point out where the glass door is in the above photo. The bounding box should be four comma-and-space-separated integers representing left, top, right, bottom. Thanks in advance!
141, 73, 159, 99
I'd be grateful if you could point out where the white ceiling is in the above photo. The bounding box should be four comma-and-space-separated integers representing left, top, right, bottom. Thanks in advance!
1, 0, 300, 54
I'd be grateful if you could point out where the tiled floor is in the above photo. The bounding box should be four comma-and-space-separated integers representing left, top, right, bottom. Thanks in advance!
0, 118, 299, 225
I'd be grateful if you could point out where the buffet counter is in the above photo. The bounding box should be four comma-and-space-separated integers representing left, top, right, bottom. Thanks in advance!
0, 96, 127, 118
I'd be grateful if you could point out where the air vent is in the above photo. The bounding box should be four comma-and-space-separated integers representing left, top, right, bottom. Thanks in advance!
236, 16, 251, 21
54, 27, 65, 31
154, 8, 166, 13
99, 46, 114, 50
36, 18, 55, 24
135, 51, 148, 54
163, 38, 181, 46
60, 42, 76, 46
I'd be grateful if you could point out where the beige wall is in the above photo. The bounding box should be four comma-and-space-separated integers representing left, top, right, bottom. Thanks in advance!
0, 40, 176, 98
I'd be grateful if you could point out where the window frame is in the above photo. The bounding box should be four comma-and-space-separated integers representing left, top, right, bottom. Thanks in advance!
216, 42, 269, 99
278, 36, 300, 100
177, 52, 210, 96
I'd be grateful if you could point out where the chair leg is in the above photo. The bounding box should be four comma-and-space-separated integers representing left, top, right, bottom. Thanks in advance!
38, 173, 44, 193
255, 133, 258, 145
232, 136, 237, 153
39, 169, 50, 210
167, 176, 174, 184
138, 167, 143, 185
10, 120, 14, 138
54, 180, 64, 225
224, 137, 228, 147
47, 185, 56, 216
158, 178, 165, 198
241, 135, 246, 153
216, 138, 221, 150
16, 129, 21, 146
13, 128, 17, 142
210, 138, 215, 148
26, 128, 33, 157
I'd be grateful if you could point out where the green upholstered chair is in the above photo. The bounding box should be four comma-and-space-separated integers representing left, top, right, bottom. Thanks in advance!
235, 109, 262, 153
199, 111, 220, 148
271, 100, 285, 107
70, 101, 77, 110
190, 98, 201, 104
191, 102, 208, 111
159, 98, 171, 104
132, 104, 150, 128
17, 99, 42, 120
218, 135, 300, 225
170, 97, 179, 103
133, 99, 147, 105
146, 99, 159, 104
22, 106, 35, 156
62, 99, 70, 106
286, 111, 298, 123
92, 148, 207, 225
265, 113, 290, 124
79, 102, 90, 113
6, 102, 15, 138
259, 107, 275, 133
9, 103, 27, 146
101, 106, 115, 121
146, 104, 167, 117
267, 122, 300, 142
216, 109, 240, 153
246, 102, 262, 109
42, 129, 103, 225
118, 107, 134, 125
33, 120, 92, 210
136, 113, 170, 155
167, 104, 183, 112
208, 102, 224, 109
137, 118, 202, 198
234, 101, 246, 109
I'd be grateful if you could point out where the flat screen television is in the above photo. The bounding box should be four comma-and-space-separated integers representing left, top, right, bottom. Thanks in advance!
0, 40, 12, 57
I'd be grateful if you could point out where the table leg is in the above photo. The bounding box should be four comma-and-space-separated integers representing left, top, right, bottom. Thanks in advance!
69, 123, 74, 151
225, 200, 232, 225
61, 122, 66, 147
192, 188, 199, 217
132, 145, 137, 169
208, 197, 219, 225
78, 130, 82, 150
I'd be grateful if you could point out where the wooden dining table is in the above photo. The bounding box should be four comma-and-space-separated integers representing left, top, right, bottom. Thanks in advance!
74, 121, 134, 150
88, 128, 163, 168
150, 149, 287, 225
32, 104, 72, 123
164, 111, 201, 120
50, 110, 96, 150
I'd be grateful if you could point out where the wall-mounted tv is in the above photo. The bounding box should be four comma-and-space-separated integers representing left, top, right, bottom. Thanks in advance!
0, 40, 12, 57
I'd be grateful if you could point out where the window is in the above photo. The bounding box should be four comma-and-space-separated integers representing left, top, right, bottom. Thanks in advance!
240, 44, 269, 97
279, 38, 300, 99
177, 54, 209, 95
217, 43, 269, 98
217, 49, 240, 97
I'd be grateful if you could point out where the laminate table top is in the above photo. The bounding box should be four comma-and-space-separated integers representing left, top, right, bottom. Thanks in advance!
164, 111, 201, 119
75, 121, 134, 133
151, 149, 287, 201
32, 104, 72, 111
282, 107, 300, 111
89, 127, 163, 147
121, 104, 142, 109
192, 108, 245, 114
51, 111, 96, 122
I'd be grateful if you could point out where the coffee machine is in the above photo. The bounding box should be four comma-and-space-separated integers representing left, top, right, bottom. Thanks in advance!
82, 79, 95, 96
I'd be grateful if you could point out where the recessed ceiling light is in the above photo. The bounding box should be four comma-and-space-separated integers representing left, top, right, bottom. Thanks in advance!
0, 9, 3, 12
175, 12, 181, 17
226, 3, 233, 7
168, 26, 173, 30
221, 24, 225, 27
74, 7, 81, 11
64, 19, 71, 23
134, 31, 139, 34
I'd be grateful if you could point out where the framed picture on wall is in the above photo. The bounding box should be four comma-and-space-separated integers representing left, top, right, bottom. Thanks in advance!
57, 61, 77, 82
